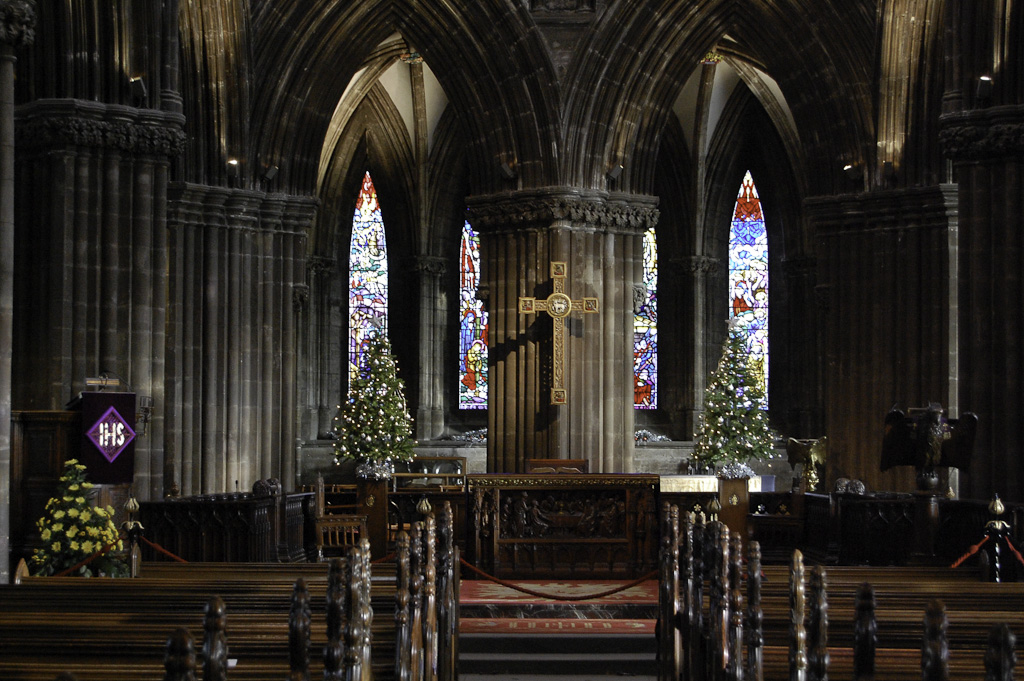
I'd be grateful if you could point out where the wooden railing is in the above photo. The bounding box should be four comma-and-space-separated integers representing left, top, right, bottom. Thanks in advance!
139, 488, 313, 563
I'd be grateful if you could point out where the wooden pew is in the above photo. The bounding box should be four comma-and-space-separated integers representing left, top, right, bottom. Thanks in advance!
658, 502, 1024, 681
0, 504, 460, 681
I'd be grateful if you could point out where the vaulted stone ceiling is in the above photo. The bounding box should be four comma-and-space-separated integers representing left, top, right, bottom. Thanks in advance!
164, 0, 947, 204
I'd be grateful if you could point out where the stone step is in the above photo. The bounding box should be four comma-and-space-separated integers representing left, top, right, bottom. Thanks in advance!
458, 632, 658, 676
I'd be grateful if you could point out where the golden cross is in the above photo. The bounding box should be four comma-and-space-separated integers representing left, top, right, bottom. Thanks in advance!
518, 262, 599, 404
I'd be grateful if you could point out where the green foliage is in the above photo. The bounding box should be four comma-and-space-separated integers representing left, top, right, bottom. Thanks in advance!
31, 459, 127, 577
693, 323, 777, 471
332, 330, 415, 466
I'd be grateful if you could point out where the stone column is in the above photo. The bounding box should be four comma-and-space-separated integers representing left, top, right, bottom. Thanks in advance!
300, 255, 339, 438
941, 106, 1024, 500
779, 255, 823, 437
412, 255, 447, 440
806, 186, 958, 493
166, 185, 315, 495
468, 189, 659, 473
0, 0, 35, 584
664, 255, 720, 439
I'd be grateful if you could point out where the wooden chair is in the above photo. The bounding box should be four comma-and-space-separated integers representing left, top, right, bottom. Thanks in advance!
525, 458, 589, 474
312, 475, 367, 561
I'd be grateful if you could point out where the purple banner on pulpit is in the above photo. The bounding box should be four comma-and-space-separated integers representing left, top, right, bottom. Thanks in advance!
78, 391, 136, 484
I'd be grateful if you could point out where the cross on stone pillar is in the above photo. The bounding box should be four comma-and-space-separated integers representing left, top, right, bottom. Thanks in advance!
518, 261, 599, 404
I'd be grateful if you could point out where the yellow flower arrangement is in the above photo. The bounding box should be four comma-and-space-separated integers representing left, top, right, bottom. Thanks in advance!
30, 459, 128, 577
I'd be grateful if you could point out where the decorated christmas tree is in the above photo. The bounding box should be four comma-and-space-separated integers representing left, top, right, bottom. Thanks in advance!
332, 330, 415, 479
692, 320, 776, 474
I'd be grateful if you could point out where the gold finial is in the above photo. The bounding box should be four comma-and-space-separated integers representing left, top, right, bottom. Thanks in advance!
989, 494, 1005, 516
417, 496, 433, 516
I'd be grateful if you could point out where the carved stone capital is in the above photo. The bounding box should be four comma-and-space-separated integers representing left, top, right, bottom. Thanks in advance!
16, 100, 187, 157
632, 284, 647, 315
673, 255, 720, 275
940, 105, 1024, 161
292, 283, 309, 310
476, 283, 491, 306
307, 256, 335, 278
411, 255, 447, 277
0, 0, 36, 49
467, 189, 660, 234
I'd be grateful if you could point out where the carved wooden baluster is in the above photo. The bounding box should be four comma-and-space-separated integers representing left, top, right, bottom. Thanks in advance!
789, 550, 808, 681
409, 522, 425, 681
358, 537, 375, 680
437, 502, 456, 681
807, 567, 829, 681
324, 557, 346, 681
984, 623, 1016, 681
681, 510, 696, 681
727, 533, 744, 681
422, 514, 439, 681
343, 544, 366, 681
745, 541, 764, 681
659, 503, 682, 681
708, 522, 730, 681
202, 596, 228, 681
471, 488, 484, 568
288, 578, 312, 681
922, 599, 949, 681
853, 583, 876, 681
690, 512, 707, 681
164, 627, 197, 681
395, 532, 413, 681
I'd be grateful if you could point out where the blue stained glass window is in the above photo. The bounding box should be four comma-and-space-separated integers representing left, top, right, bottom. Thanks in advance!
349, 171, 388, 385
459, 221, 488, 409
634, 227, 658, 408
729, 170, 769, 406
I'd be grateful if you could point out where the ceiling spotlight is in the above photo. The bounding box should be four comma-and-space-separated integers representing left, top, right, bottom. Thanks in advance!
500, 161, 516, 180
976, 75, 993, 103
263, 165, 279, 181
129, 76, 147, 101
607, 163, 624, 181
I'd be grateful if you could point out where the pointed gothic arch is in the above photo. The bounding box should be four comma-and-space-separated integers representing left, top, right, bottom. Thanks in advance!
729, 170, 769, 406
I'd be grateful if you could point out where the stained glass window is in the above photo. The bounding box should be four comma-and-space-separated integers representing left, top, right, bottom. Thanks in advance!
459, 221, 488, 409
729, 170, 769, 406
349, 171, 388, 385
634, 227, 658, 409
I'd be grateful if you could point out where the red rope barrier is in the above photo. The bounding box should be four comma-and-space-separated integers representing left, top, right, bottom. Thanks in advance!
1003, 537, 1024, 567
53, 538, 122, 577
458, 557, 657, 602
138, 535, 189, 563
950, 534, 990, 569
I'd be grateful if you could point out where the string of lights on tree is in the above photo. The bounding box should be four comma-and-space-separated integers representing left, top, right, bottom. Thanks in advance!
692, 319, 777, 474
332, 330, 415, 479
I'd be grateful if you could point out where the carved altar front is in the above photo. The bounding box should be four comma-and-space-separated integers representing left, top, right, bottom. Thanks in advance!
467, 473, 659, 578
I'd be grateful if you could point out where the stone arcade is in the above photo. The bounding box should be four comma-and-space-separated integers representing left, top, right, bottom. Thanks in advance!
2, 0, 1024, 596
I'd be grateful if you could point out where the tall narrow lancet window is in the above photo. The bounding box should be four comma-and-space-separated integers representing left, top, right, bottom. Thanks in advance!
634, 227, 658, 408
729, 170, 769, 406
348, 171, 389, 386
459, 221, 488, 409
